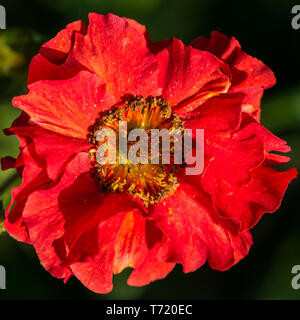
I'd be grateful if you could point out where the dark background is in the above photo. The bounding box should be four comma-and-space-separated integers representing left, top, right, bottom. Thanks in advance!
0, 0, 299, 300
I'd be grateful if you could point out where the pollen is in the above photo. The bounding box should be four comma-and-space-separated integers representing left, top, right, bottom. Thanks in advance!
88, 96, 184, 207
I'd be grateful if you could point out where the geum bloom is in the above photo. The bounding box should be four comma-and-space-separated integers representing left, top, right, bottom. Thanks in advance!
1, 13, 297, 293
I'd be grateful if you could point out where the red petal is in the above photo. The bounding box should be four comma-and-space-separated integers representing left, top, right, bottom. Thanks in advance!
192, 31, 241, 64
3, 113, 51, 242
230, 230, 253, 263
60, 183, 144, 267
199, 133, 265, 232
1, 156, 16, 171
127, 234, 175, 287
13, 71, 116, 139
149, 183, 252, 272
264, 153, 291, 166
21, 153, 167, 293
70, 212, 172, 293
3, 144, 51, 243
125, 17, 148, 37
66, 13, 160, 100
8, 124, 89, 180
28, 20, 87, 84
231, 51, 275, 90
229, 51, 276, 120
40, 20, 87, 65
157, 38, 230, 111
2, 113, 29, 176
184, 93, 243, 138
21, 153, 93, 280
192, 31, 276, 120
28, 54, 79, 85
246, 166, 298, 218
206, 132, 265, 182
192, 31, 275, 89
150, 38, 173, 54
202, 159, 297, 232
233, 113, 291, 153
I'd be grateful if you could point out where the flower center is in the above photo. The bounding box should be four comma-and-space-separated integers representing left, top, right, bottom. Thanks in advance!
88, 96, 184, 207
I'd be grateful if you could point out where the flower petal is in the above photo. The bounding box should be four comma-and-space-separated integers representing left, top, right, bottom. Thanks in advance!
157, 38, 230, 111
233, 113, 291, 153
70, 212, 173, 293
127, 229, 175, 287
20, 153, 94, 280
21, 153, 168, 293
66, 13, 160, 100
192, 31, 276, 120
28, 54, 79, 85
207, 165, 297, 232
40, 20, 87, 64
149, 183, 252, 272
13, 70, 116, 139
184, 93, 243, 138
192, 31, 241, 64
3, 144, 51, 243
7, 124, 89, 181
202, 138, 297, 231
28, 20, 88, 84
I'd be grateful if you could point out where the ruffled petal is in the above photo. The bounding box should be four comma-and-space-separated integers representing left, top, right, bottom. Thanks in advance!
13, 70, 116, 139
70, 212, 173, 293
127, 226, 175, 287
2, 113, 51, 242
157, 38, 230, 112
184, 93, 243, 138
66, 13, 160, 100
204, 164, 297, 232
21, 153, 169, 293
3, 144, 51, 243
192, 31, 241, 64
192, 31, 276, 120
149, 183, 252, 272
201, 123, 297, 231
7, 124, 89, 181
28, 20, 88, 84
20, 153, 94, 281
28, 54, 79, 85
40, 20, 87, 64
233, 113, 291, 153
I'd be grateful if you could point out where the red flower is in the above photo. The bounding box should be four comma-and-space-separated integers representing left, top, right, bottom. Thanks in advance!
1, 13, 297, 293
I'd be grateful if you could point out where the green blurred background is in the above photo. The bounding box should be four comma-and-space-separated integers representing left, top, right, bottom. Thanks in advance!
0, 0, 299, 300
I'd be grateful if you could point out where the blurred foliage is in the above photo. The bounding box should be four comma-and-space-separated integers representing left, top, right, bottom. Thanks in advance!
0, 34, 25, 76
0, 0, 299, 300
